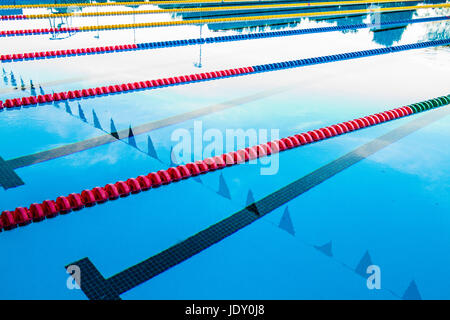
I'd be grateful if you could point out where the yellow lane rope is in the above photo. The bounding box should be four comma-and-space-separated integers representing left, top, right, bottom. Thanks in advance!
1, 0, 441, 10
71, 3, 449, 31
6, 0, 431, 19
4, 0, 297, 9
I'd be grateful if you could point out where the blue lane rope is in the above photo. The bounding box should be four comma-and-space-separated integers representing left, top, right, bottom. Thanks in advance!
1, 16, 448, 63
136, 16, 449, 48
1, 38, 449, 111
250, 39, 450, 72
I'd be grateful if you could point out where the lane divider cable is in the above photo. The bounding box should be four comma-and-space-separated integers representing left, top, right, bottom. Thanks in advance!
1, 94, 449, 233
0, 0, 317, 9
0, 0, 426, 20
1, 4, 448, 36
1, 39, 449, 111
1, 16, 448, 63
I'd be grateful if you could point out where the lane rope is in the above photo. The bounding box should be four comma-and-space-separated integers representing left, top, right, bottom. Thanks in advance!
0, 0, 306, 9
2, 16, 447, 63
1, 4, 448, 36
0, 0, 426, 20
1, 94, 448, 233
1, 38, 449, 111
67, 103, 450, 300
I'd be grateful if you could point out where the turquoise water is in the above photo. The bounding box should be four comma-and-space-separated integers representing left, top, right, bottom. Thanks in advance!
0, 1, 450, 299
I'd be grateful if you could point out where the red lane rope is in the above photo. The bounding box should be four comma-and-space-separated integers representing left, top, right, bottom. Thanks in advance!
2, 95, 448, 233
0, 27, 80, 37
0, 66, 255, 110
0, 14, 27, 20
1, 39, 448, 111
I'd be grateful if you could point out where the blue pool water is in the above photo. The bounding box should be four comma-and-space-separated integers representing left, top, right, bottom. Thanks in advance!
0, 0, 449, 300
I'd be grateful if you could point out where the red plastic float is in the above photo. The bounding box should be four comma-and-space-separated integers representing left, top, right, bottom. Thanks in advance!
147, 172, 163, 187
42, 200, 58, 218
92, 187, 109, 203
56, 196, 72, 214
1, 211, 16, 230
104, 184, 120, 200
29, 203, 45, 222
81, 190, 97, 207
126, 178, 142, 194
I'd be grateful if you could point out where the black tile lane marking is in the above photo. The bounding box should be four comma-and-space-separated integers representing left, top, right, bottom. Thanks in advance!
65, 105, 450, 300
66, 258, 121, 300
1, 86, 291, 189
0, 156, 24, 190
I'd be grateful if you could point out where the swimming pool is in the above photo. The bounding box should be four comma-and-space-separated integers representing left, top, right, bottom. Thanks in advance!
0, 0, 449, 300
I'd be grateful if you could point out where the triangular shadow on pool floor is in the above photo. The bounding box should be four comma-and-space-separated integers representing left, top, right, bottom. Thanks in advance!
314, 241, 333, 257
402, 280, 422, 300
128, 126, 137, 148
278, 206, 295, 236
217, 172, 231, 200
355, 250, 373, 277
147, 135, 159, 160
